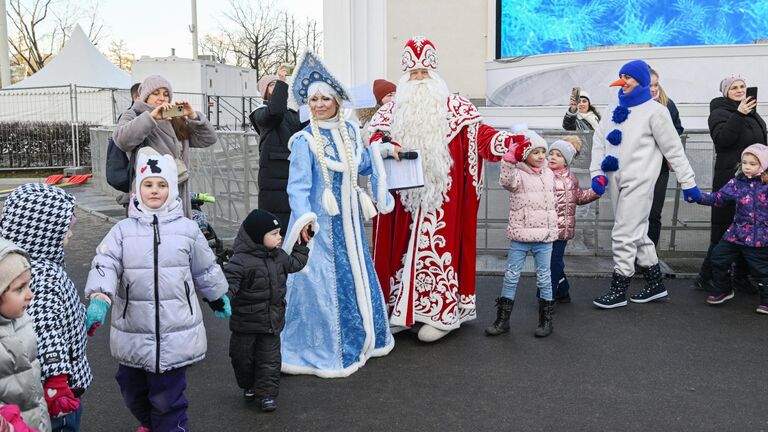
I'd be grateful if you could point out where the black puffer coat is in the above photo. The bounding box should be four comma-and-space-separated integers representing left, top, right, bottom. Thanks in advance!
707, 97, 767, 242
249, 81, 307, 234
223, 226, 309, 334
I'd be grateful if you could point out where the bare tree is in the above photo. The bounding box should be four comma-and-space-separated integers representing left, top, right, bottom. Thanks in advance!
301, 18, 322, 55
220, 0, 280, 78
204, 0, 322, 78
7, 0, 104, 74
201, 33, 234, 64
277, 11, 300, 65
108, 39, 134, 72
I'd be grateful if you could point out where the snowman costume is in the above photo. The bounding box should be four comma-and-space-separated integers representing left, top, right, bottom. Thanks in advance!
590, 60, 700, 308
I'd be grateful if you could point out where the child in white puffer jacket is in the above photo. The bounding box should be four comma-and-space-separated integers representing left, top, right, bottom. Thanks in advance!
84, 149, 230, 432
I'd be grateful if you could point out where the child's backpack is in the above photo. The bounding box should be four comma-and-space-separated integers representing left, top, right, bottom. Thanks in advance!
106, 109, 142, 193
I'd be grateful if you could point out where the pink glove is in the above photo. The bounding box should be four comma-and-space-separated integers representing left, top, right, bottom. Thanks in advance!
43, 375, 80, 417
0, 404, 37, 432
503, 134, 531, 164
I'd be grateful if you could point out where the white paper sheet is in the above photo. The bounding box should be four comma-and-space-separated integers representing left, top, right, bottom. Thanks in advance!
382, 150, 424, 191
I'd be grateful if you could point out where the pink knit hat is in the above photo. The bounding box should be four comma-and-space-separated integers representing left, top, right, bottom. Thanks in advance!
743, 144, 768, 172
258, 75, 279, 99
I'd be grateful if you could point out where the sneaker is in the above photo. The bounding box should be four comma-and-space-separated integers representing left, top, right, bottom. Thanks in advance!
261, 396, 277, 412
136, 427, 151, 432
756, 305, 768, 315
706, 291, 734, 305
243, 389, 256, 402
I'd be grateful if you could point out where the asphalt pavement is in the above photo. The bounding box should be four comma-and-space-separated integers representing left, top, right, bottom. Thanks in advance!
57, 210, 768, 432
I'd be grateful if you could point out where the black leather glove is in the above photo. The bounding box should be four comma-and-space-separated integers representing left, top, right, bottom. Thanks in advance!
203, 296, 226, 312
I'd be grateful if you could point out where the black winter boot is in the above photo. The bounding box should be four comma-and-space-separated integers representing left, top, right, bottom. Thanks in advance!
485, 297, 514, 336
630, 263, 669, 303
534, 299, 554, 337
593, 272, 631, 309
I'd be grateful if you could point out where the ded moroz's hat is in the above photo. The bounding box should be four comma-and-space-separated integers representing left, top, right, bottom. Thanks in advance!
401, 36, 438, 72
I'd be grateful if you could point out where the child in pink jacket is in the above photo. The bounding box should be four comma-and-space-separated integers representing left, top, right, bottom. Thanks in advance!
547, 136, 599, 303
486, 131, 558, 338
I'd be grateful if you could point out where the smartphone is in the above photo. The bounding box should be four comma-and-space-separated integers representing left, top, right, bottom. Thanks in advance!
161, 104, 185, 118
571, 87, 581, 101
746, 87, 758, 103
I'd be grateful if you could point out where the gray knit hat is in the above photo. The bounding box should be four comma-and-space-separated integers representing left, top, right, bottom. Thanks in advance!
139, 75, 173, 102
549, 139, 577, 166
720, 75, 745, 98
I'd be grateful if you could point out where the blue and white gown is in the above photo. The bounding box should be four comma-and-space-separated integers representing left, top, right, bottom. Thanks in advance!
281, 118, 395, 378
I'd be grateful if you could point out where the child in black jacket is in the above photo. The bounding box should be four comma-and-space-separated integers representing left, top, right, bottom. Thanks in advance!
224, 209, 309, 412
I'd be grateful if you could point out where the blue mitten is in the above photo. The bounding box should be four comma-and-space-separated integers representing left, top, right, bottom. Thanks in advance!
683, 186, 702, 203
86, 297, 110, 336
591, 175, 608, 196
204, 295, 232, 319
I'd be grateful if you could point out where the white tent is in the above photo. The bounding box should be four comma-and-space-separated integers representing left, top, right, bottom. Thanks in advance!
0, 25, 130, 125
7, 25, 129, 89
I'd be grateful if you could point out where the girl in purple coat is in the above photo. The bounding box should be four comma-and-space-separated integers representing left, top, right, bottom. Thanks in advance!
547, 136, 600, 303
690, 143, 768, 313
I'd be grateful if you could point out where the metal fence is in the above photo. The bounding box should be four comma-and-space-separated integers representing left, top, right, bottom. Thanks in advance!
90, 128, 259, 239
478, 129, 715, 257
1, 85, 260, 170
91, 128, 716, 257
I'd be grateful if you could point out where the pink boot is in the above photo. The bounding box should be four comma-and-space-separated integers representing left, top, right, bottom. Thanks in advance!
136, 426, 151, 432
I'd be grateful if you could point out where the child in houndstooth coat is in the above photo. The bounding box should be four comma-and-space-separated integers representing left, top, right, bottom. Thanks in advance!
0, 184, 92, 431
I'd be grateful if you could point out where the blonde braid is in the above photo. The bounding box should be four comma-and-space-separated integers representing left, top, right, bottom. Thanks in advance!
309, 116, 340, 216
338, 110, 377, 220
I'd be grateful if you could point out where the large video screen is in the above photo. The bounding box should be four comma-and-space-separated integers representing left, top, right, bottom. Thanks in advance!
497, 0, 768, 58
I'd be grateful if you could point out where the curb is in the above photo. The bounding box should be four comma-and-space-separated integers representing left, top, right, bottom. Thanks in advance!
74, 203, 123, 225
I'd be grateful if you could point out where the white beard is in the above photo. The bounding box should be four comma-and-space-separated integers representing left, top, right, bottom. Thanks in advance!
391, 75, 451, 214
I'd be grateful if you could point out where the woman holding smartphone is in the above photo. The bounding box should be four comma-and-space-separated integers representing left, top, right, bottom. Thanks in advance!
695, 75, 767, 292
563, 88, 601, 131
112, 74, 218, 217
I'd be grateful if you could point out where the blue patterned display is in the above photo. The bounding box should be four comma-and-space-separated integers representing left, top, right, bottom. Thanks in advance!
607, 130, 622, 146
499, 0, 768, 57
601, 155, 619, 172
612, 106, 630, 124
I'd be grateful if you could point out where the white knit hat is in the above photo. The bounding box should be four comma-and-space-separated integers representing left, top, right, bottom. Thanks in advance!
520, 130, 548, 161
134, 148, 178, 214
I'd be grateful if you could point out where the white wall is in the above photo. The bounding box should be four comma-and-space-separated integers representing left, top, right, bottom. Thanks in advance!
323, 0, 494, 98
132, 56, 258, 97
483, 44, 768, 130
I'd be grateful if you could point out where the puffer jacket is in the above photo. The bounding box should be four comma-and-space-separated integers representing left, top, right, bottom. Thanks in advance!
0, 238, 50, 432
85, 197, 227, 373
499, 162, 558, 243
699, 174, 768, 247
708, 96, 767, 243
249, 80, 307, 234
0, 184, 92, 391
224, 226, 309, 334
553, 168, 599, 240
0, 315, 51, 432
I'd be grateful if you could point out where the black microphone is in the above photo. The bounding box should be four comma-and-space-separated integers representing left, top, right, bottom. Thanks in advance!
399, 151, 419, 160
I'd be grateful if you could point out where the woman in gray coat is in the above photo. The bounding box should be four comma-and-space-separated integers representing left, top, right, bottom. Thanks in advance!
112, 74, 218, 217
0, 238, 51, 432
